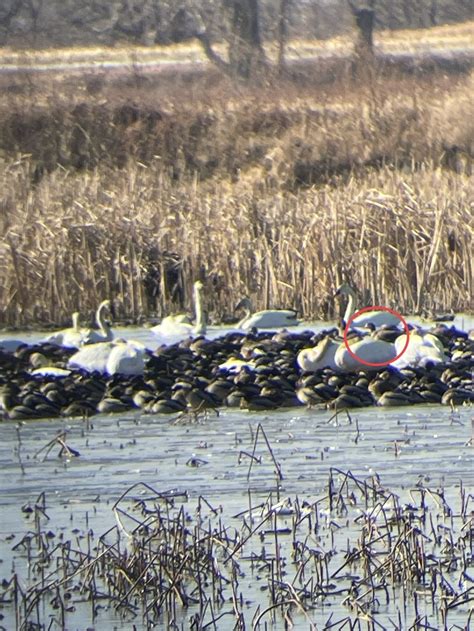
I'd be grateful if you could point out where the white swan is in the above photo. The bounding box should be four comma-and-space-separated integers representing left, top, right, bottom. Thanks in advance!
106, 340, 146, 375
31, 366, 72, 378
44, 312, 87, 348
335, 336, 397, 371
83, 300, 114, 344
152, 280, 206, 337
46, 302, 114, 348
297, 336, 340, 372
335, 283, 401, 328
218, 357, 256, 373
161, 313, 192, 326
392, 329, 447, 368
27, 352, 72, 377
68, 339, 146, 376
235, 297, 299, 330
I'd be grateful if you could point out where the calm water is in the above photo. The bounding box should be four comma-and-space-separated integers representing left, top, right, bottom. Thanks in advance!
0, 317, 473, 629
1, 403, 472, 629
1, 313, 473, 349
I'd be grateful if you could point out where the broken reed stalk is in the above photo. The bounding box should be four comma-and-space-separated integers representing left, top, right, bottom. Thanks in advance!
246, 422, 283, 482
34, 432, 79, 461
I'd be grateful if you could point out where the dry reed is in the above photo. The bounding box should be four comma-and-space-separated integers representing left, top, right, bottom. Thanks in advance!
1, 469, 471, 629
0, 62, 472, 325
0, 160, 471, 325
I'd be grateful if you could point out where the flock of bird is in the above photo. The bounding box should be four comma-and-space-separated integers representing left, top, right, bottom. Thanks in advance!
0, 282, 472, 420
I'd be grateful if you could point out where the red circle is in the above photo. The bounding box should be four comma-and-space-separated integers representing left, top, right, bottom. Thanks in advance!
343, 306, 410, 367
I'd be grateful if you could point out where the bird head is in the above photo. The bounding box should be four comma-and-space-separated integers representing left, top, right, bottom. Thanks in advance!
334, 283, 353, 298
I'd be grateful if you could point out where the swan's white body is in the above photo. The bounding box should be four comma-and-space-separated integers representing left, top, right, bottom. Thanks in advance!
27, 352, 72, 377
44, 301, 114, 348
392, 330, 446, 368
335, 284, 400, 328
44, 312, 87, 348
107, 341, 146, 375
30, 366, 72, 378
68, 341, 115, 373
218, 357, 256, 373
153, 319, 195, 337
297, 337, 340, 372
159, 314, 192, 328
68, 339, 146, 376
335, 337, 397, 371
236, 297, 299, 330
152, 281, 206, 338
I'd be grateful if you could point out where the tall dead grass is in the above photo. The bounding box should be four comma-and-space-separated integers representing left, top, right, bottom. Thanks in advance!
0, 159, 471, 326
0, 68, 472, 325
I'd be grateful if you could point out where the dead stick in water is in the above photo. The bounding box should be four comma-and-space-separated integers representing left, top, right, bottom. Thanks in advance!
224, 510, 274, 563
252, 598, 317, 630
246, 422, 283, 481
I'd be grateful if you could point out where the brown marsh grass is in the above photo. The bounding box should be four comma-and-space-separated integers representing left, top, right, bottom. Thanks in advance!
0, 57, 472, 325
0, 160, 471, 326
0, 65, 472, 177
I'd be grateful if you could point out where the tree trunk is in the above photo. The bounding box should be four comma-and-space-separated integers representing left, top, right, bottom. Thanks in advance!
0, 0, 25, 44
28, 0, 43, 45
354, 8, 375, 58
277, 0, 290, 72
347, 2, 376, 82
226, 0, 266, 79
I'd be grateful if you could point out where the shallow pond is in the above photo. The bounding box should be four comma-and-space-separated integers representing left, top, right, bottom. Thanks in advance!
0, 318, 473, 630
2, 313, 473, 350
1, 401, 473, 629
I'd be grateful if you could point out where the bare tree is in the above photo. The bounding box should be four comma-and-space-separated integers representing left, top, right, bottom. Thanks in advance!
227, 0, 266, 77
1, 0, 472, 52
192, 0, 267, 79
0, 0, 46, 45
0, 0, 26, 43
347, 0, 376, 59
27, 0, 43, 43
277, 0, 291, 71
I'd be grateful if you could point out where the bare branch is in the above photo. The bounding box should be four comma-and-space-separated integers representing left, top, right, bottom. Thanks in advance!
195, 29, 231, 73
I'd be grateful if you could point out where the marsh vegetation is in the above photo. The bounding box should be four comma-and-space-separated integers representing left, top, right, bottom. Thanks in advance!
0, 404, 472, 629
0, 22, 472, 328
0, 16, 473, 630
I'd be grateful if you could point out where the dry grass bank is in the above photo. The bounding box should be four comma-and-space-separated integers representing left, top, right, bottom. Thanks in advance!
0, 161, 471, 326
0, 59, 472, 326
0, 71, 472, 182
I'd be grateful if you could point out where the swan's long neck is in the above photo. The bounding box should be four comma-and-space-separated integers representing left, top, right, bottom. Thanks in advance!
193, 285, 206, 334
313, 336, 331, 362
96, 301, 111, 335
71, 312, 80, 331
343, 289, 357, 325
